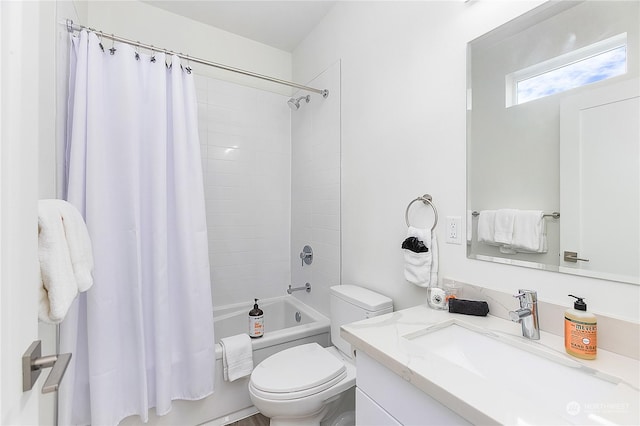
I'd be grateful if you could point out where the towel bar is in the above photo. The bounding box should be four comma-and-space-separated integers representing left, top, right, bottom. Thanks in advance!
471, 210, 560, 219
405, 194, 438, 231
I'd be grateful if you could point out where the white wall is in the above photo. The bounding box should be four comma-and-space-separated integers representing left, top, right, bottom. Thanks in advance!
293, 1, 640, 322
86, 1, 292, 95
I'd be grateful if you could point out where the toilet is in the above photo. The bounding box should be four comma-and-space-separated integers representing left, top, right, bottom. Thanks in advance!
248, 285, 393, 426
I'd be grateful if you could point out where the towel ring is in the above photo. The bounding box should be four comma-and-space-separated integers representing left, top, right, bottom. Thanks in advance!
405, 194, 438, 231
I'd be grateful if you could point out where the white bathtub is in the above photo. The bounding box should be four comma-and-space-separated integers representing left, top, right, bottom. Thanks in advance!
121, 295, 330, 426
213, 296, 328, 352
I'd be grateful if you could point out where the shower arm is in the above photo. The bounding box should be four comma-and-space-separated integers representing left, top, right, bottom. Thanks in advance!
65, 20, 330, 98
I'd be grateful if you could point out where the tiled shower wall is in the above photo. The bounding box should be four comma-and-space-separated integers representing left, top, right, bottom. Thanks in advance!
194, 74, 292, 308
290, 62, 341, 316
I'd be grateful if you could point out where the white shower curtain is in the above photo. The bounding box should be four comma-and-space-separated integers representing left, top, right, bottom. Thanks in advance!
59, 31, 214, 425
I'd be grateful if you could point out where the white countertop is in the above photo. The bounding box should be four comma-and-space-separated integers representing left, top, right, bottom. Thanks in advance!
341, 304, 640, 425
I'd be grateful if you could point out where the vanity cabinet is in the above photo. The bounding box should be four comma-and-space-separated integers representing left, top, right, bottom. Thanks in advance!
355, 351, 470, 425
355, 389, 401, 425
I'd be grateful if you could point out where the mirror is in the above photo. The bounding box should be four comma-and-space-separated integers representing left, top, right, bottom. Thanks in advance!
467, 1, 639, 284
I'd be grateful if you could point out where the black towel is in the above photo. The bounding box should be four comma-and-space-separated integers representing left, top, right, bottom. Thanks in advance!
401, 236, 428, 253
448, 299, 489, 316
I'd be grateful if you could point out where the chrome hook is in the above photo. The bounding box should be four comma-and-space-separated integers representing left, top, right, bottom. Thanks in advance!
149, 45, 156, 63
134, 42, 140, 61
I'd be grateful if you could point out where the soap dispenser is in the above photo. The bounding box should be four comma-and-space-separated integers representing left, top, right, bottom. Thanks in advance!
564, 294, 597, 359
249, 299, 264, 338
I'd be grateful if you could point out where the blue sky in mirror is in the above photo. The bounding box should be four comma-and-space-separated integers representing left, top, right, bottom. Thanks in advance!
517, 46, 627, 104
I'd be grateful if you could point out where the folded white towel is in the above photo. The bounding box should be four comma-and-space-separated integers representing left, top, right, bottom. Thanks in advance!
510, 210, 546, 253
403, 227, 438, 288
220, 334, 253, 382
494, 209, 517, 245
38, 199, 94, 324
478, 209, 547, 254
477, 210, 496, 244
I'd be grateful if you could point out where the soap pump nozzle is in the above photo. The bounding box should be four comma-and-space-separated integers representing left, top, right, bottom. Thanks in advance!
568, 294, 587, 311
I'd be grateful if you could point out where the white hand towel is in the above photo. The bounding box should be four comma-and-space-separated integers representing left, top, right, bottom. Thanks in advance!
511, 210, 546, 253
38, 199, 94, 324
477, 210, 496, 244
494, 209, 517, 245
220, 333, 254, 382
429, 233, 439, 287
407, 226, 429, 244
403, 227, 437, 288
404, 250, 432, 286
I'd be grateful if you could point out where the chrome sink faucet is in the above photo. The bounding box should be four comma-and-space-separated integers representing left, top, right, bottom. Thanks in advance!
509, 289, 540, 340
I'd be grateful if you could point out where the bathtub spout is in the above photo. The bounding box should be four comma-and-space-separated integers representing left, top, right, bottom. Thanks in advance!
287, 283, 311, 294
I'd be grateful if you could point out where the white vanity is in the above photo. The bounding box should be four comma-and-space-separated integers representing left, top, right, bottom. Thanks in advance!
355, 350, 470, 425
342, 305, 639, 425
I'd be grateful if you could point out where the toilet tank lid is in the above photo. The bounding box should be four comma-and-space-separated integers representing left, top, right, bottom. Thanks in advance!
330, 285, 392, 312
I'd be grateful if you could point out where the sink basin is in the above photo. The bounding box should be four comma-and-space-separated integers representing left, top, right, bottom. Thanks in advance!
402, 320, 638, 424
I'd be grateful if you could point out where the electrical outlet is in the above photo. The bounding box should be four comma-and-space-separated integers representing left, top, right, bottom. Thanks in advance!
446, 216, 462, 244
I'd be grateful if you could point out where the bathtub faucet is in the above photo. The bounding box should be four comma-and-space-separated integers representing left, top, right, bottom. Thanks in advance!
287, 283, 311, 294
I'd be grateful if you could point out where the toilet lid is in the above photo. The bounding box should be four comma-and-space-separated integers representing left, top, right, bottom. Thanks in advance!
250, 343, 346, 395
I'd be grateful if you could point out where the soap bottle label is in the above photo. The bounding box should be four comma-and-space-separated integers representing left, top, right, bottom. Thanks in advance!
249, 315, 264, 338
564, 318, 597, 356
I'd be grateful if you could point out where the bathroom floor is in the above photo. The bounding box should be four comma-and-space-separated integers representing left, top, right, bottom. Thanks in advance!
228, 413, 269, 426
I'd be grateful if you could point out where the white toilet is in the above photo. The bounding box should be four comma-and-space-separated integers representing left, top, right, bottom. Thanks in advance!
248, 285, 393, 426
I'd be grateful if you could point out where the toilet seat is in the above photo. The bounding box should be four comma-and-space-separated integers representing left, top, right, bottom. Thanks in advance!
250, 343, 347, 401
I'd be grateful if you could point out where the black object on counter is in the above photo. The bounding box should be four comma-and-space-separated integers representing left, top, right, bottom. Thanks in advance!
448, 299, 490, 317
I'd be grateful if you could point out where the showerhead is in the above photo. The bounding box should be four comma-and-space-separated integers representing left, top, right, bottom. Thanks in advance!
287, 95, 311, 111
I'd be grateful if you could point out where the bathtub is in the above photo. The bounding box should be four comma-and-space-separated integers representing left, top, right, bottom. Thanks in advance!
213, 295, 329, 352
121, 295, 330, 426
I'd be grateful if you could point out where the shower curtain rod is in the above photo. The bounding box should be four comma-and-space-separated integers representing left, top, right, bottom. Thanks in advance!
65, 20, 329, 98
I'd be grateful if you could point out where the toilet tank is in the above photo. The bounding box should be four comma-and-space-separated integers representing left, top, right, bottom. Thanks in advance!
329, 285, 393, 358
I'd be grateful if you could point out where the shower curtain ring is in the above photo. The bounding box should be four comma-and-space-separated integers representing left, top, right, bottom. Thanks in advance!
150, 45, 156, 63
98, 31, 104, 52
109, 34, 116, 55
185, 54, 192, 74
135, 42, 140, 61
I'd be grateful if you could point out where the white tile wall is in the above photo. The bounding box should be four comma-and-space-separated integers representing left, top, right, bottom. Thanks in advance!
291, 62, 341, 316
194, 74, 292, 308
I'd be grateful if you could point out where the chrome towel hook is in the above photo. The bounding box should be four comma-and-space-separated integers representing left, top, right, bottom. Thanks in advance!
405, 194, 438, 231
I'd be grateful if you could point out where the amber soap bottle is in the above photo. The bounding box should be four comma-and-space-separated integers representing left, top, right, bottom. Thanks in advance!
564, 294, 597, 359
